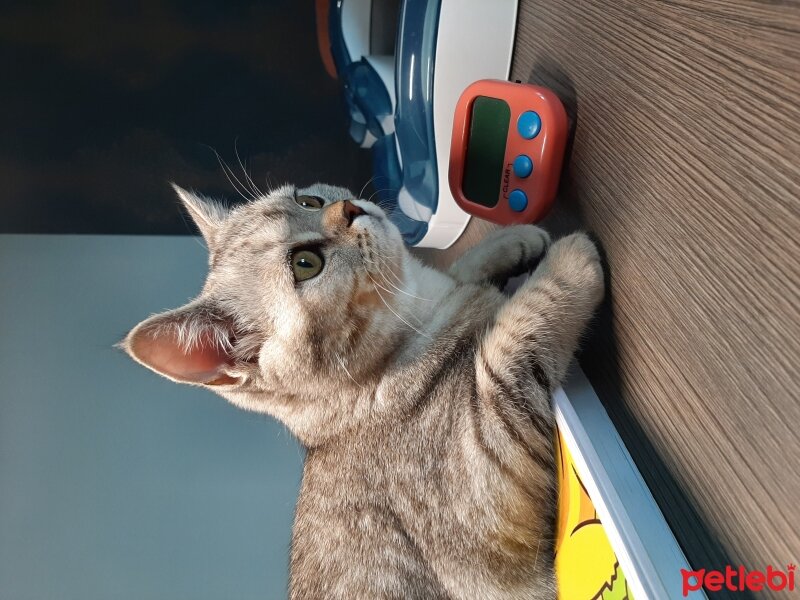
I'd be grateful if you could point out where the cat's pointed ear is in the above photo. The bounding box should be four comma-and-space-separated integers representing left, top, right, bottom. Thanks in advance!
172, 183, 228, 245
122, 300, 240, 386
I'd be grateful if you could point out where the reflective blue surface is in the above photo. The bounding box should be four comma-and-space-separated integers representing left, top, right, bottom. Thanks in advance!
328, 0, 441, 245
329, 1, 367, 144
328, 0, 351, 75
371, 133, 402, 204
372, 133, 428, 245
345, 89, 368, 144
331, 2, 396, 147
391, 0, 442, 244
345, 59, 394, 140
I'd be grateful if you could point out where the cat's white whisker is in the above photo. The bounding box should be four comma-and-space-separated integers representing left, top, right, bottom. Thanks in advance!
335, 352, 364, 389
264, 173, 276, 195
234, 138, 264, 198
364, 270, 399, 298
366, 200, 396, 216
367, 189, 400, 211
207, 145, 257, 201
378, 273, 434, 302
222, 160, 257, 202
358, 175, 378, 200
359, 245, 432, 304
367, 272, 431, 338
369, 247, 424, 296
370, 257, 433, 302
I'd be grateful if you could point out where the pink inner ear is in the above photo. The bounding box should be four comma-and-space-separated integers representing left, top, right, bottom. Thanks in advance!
130, 327, 232, 384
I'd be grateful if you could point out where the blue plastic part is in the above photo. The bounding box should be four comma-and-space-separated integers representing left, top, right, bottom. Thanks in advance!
517, 111, 542, 139
509, 189, 528, 212
391, 0, 442, 244
347, 113, 367, 144
329, 0, 440, 245
329, 1, 367, 145
371, 133, 428, 245
343, 89, 367, 144
344, 59, 394, 140
371, 134, 402, 204
328, 0, 351, 75
513, 154, 533, 178
389, 206, 429, 245
330, 3, 394, 145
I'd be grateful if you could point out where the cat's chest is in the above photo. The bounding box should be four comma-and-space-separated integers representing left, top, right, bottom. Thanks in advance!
308, 387, 470, 515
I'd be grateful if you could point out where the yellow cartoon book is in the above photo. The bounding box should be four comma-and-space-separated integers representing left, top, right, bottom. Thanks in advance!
556, 429, 631, 600
552, 367, 703, 599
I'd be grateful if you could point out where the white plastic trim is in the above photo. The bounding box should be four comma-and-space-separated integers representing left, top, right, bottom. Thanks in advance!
554, 365, 706, 599
360, 129, 378, 149
416, 0, 519, 248
340, 0, 372, 62
398, 186, 432, 222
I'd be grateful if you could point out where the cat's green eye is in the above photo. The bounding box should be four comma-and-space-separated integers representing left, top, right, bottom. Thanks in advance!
295, 195, 324, 210
291, 249, 324, 281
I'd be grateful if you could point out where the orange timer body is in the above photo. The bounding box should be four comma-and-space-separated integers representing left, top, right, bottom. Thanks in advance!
448, 80, 569, 225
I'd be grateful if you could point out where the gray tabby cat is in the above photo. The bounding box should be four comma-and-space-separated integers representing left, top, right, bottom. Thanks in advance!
123, 183, 604, 599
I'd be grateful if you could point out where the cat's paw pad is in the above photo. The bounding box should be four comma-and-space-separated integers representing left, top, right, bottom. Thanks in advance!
553, 232, 600, 265
502, 225, 551, 273
450, 225, 551, 287
548, 233, 604, 299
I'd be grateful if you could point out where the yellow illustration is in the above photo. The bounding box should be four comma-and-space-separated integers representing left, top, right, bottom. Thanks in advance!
555, 430, 632, 600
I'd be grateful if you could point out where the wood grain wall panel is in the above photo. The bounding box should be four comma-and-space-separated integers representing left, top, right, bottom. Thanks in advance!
420, 0, 799, 584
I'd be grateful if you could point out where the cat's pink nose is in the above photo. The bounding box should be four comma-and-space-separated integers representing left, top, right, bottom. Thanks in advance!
342, 200, 366, 227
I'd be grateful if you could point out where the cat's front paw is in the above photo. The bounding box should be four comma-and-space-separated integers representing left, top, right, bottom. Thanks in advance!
505, 224, 552, 266
489, 225, 551, 286
546, 233, 604, 306
450, 225, 551, 287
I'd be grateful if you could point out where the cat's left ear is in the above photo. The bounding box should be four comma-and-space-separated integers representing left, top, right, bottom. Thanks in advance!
172, 184, 228, 246
121, 300, 240, 386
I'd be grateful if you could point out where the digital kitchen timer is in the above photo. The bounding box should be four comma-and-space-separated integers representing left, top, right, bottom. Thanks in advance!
448, 79, 569, 225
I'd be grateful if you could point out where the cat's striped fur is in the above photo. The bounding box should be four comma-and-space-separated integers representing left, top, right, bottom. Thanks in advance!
123, 183, 604, 599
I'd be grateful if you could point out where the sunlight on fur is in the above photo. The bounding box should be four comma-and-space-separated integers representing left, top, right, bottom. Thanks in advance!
123, 183, 604, 599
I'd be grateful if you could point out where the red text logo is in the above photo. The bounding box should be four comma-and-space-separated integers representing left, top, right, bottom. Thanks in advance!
682, 565, 795, 596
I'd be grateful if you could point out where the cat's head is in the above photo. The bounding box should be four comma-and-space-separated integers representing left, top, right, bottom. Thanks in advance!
123, 183, 413, 443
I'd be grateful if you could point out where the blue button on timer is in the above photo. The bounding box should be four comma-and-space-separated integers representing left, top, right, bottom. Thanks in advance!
517, 111, 542, 139
508, 189, 528, 212
512, 154, 533, 178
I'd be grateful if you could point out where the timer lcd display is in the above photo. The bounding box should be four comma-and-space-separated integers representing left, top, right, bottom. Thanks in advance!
461, 96, 511, 208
